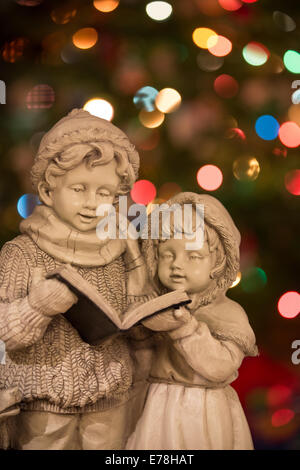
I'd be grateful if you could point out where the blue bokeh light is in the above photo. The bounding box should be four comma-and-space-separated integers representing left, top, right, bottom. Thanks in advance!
17, 194, 40, 219
133, 86, 159, 112
255, 115, 280, 141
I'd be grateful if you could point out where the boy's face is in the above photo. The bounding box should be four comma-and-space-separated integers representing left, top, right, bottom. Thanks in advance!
46, 159, 120, 232
158, 237, 214, 294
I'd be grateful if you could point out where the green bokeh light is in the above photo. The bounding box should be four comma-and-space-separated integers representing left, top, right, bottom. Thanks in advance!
241, 267, 267, 293
283, 50, 300, 74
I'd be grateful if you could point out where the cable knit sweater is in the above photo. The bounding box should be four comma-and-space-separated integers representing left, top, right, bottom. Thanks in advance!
0, 233, 135, 414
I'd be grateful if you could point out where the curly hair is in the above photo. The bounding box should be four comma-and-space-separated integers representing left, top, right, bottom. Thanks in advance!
31, 124, 139, 195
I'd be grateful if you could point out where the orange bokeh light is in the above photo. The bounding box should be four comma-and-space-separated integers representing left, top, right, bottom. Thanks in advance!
72, 28, 98, 50
278, 122, 300, 148
93, 0, 119, 13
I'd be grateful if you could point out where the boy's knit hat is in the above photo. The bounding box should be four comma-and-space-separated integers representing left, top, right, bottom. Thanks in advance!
31, 108, 139, 191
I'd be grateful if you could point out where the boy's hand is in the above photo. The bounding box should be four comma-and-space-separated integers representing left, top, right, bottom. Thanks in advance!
29, 268, 78, 317
0, 387, 22, 421
142, 306, 191, 332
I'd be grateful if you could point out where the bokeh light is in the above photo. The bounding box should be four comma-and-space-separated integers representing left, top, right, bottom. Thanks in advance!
255, 115, 280, 141
15, 0, 42, 5
93, 0, 120, 12
233, 157, 260, 181
192, 28, 218, 49
267, 385, 292, 407
278, 291, 300, 318
26, 84, 55, 109
139, 109, 165, 128
196, 165, 223, 191
146, 2, 173, 21
214, 74, 239, 98
17, 194, 40, 218
273, 11, 296, 32
208, 35, 232, 57
83, 98, 114, 121
72, 28, 98, 50
284, 170, 300, 196
226, 127, 246, 140
51, 6, 77, 24
133, 86, 159, 112
283, 50, 300, 74
218, 0, 242, 11
241, 267, 267, 293
158, 182, 182, 200
230, 271, 242, 288
197, 51, 224, 71
2, 38, 28, 63
291, 90, 300, 106
131, 180, 157, 205
243, 42, 269, 66
278, 122, 300, 148
271, 409, 295, 427
155, 88, 182, 113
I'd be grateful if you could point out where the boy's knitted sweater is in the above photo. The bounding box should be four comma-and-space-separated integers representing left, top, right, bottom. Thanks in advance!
0, 207, 141, 414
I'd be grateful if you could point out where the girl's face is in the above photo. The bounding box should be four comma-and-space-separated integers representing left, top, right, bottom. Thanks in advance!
158, 237, 214, 294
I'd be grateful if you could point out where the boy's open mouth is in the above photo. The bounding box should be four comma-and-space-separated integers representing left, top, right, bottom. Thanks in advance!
79, 213, 97, 223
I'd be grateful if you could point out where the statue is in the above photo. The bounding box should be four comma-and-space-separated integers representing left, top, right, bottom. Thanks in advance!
126, 192, 258, 450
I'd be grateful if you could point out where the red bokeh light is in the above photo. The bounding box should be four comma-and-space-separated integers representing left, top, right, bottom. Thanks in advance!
278, 291, 300, 319
271, 409, 295, 428
214, 74, 239, 98
267, 385, 292, 408
278, 122, 300, 148
285, 170, 300, 196
196, 164, 223, 191
130, 179, 156, 205
218, 0, 242, 11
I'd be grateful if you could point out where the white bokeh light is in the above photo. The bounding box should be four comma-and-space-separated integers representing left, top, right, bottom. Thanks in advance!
146, 1, 172, 21
83, 98, 114, 121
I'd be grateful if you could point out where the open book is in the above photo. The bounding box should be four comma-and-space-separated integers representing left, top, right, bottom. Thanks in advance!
46, 265, 190, 345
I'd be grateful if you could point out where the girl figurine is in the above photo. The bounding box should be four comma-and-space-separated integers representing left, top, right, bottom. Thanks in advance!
126, 192, 258, 450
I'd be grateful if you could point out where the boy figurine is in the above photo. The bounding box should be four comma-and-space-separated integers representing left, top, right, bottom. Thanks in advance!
0, 109, 150, 450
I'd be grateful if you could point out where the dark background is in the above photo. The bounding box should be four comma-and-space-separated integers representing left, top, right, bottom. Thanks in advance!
0, 0, 299, 449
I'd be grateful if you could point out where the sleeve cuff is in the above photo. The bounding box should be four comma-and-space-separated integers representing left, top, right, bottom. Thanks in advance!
168, 316, 198, 340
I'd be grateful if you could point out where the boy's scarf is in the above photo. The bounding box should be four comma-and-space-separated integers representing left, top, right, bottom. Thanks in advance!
20, 204, 126, 267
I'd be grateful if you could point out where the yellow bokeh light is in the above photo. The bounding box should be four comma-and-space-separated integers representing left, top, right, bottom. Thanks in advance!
233, 157, 260, 181
93, 0, 119, 13
155, 88, 181, 113
230, 272, 242, 288
83, 98, 114, 121
146, 198, 166, 215
192, 27, 218, 49
72, 28, 98, 50
139, 109, 165, 128
288, 104, 300, 127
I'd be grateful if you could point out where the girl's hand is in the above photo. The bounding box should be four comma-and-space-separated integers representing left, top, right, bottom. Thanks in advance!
142, 306, 192, 331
